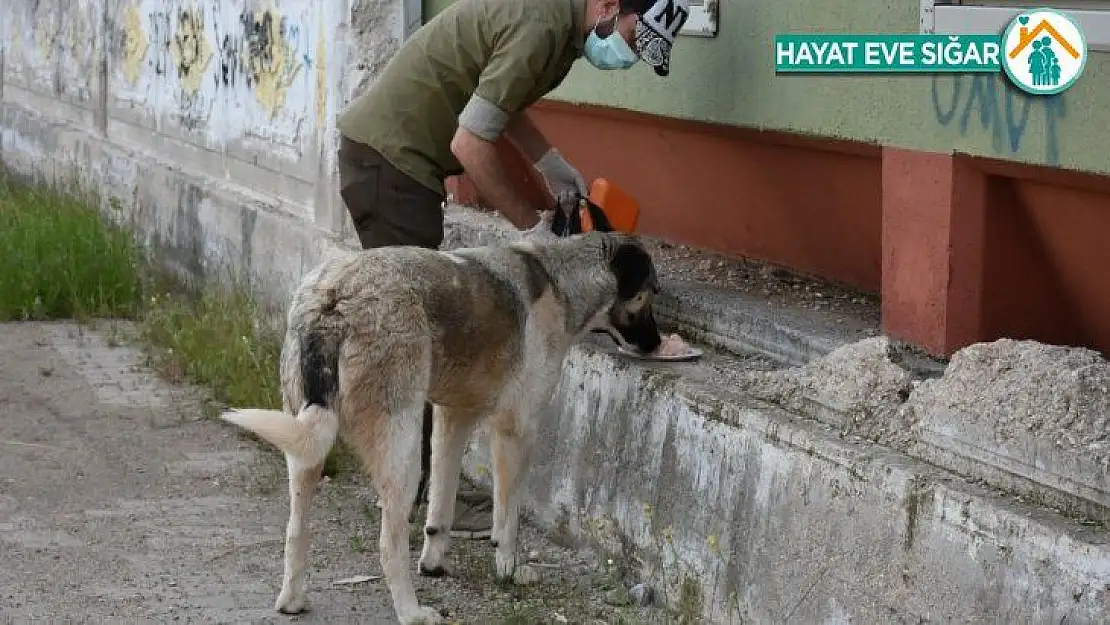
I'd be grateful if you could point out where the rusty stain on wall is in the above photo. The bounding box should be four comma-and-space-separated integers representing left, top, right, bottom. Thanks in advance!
120, 5, 149, 86
239, 5, 303, 118
170, 6, 213, 95
314, 15, 327, 128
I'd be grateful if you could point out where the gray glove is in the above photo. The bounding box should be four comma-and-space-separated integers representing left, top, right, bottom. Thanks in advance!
520, 210, 559, 241
534, 148, 588, 210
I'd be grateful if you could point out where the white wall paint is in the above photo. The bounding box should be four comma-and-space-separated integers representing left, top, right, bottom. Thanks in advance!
110, 0, 335, 159
1, 0, 372, 227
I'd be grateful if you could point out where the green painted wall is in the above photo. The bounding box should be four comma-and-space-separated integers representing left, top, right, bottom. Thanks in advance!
423, 1, 1110, 176
423, 0, 454, 22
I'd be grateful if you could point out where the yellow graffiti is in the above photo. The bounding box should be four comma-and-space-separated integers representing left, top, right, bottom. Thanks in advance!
11, 25, 23, 56
241, 4, 302, 117
35, 13, 55, 60
169, 5, 213, 95
65, 11, 91, 62
120, 5, 149, 85
314, 16, 327, 128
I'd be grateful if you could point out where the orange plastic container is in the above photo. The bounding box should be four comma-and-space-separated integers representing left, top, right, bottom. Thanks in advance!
588, 177, 640, 234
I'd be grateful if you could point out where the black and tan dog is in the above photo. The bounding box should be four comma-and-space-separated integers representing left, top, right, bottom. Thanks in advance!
221, 230, 661, 624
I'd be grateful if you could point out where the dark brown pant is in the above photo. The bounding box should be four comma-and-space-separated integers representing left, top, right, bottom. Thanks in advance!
337, 136, 445, 250
337, 135, 444, 505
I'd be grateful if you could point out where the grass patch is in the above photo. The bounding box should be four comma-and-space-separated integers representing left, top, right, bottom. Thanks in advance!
0, 172, 280, 408
0, 172, 358, 476
138, 285, 282, 410
0, 176, 143, 321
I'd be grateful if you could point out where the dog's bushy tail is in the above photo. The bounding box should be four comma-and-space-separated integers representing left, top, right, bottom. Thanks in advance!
221, 324, 342, 468
221, 405, 338, 468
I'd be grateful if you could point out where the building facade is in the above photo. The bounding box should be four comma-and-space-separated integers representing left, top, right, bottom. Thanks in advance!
433, 0, 1110, 357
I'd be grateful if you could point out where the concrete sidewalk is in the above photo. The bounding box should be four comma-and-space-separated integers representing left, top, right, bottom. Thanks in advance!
0, 322, 637, 624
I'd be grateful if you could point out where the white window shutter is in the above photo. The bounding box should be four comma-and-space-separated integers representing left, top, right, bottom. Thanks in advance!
680, 0, 719, 38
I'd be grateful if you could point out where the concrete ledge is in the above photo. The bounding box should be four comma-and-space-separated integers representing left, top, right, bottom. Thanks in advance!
903, 339, 1110, 524
462, 337, 1110, 623
736, 335, 1110, 526
913, 413, 1110, 523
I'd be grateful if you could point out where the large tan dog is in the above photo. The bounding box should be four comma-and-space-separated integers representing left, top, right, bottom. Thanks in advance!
221, 231, 662, 624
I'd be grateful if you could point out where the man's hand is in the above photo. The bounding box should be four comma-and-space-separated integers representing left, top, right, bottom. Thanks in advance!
503, 113, 586, 213
534, 148, 588, 209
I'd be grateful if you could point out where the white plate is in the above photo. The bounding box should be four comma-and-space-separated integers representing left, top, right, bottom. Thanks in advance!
617, 345, 703, 362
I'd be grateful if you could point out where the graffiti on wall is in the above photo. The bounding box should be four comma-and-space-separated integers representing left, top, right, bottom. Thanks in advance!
120, 5, 149, 85
314, 17, 328, 129
106, 0, 325, 153
169, 6, 212, 96
930, 73, 1066, 166
7, 0, 101, 103
5, 0, 344, 168
215, 25, 241, 89
238, 7, 305, 117
144, 10, 171, 77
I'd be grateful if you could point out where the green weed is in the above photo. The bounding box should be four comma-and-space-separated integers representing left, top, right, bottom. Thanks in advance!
137, 284, 282, 410
0, 175, 143, 321
0, 171, 360, 476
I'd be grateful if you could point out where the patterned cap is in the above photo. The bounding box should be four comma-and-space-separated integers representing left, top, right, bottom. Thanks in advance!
634, 0, 691, 77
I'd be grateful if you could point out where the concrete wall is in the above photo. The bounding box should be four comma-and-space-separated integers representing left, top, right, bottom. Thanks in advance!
425, 0, 1110, 176
0, 0, 400, 297
459, 339, 1110, 624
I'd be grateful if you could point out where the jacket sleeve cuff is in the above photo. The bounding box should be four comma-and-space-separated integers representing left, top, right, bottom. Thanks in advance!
458, 94, 509, 141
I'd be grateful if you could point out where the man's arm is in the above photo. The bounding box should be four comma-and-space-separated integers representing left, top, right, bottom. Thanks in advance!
503, 111, 552, 163
450, 127, 540, 229
451, 18, 561, 230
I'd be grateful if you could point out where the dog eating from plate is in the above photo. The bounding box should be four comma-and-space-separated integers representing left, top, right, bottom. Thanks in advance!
219, 231, 696, 624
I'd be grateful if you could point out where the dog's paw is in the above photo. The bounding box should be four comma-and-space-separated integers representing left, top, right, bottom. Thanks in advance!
399, 605, 445, 624
274, 589, 308, 614
494, 550, 519, 580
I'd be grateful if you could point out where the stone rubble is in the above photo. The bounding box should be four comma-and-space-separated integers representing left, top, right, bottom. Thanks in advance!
739, 336, 918, 446
738, 336, 1110, 469
900, 338, 1110, 467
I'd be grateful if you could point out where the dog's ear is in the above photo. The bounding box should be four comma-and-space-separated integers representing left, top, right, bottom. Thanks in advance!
609, 242, 655, 299
585, 198, 614, 233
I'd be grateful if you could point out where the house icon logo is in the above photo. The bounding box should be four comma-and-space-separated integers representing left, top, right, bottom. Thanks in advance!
1001, 9, 1088, 95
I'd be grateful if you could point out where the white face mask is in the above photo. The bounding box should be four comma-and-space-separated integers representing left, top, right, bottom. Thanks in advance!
583, 15, 639, 70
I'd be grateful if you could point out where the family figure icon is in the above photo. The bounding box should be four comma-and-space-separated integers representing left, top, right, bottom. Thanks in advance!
1028, 37, 1062, 87
1003, 11, 1086, 95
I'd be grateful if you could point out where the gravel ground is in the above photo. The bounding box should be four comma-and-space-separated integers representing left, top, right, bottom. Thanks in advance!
642, 238, 880, 324
0, 321, 662, 624
738, 336, 918, 446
